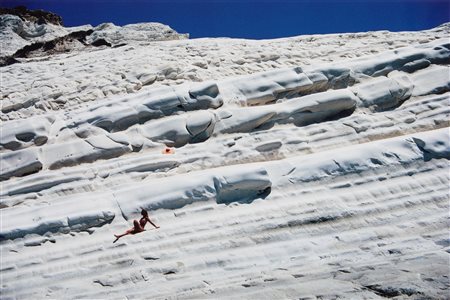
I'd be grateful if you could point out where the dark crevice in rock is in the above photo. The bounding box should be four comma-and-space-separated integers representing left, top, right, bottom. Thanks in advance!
143, 256, 160, 261
0, 56, 20, 66
412, 137, 450, 162
0, 29, 115, 67
163, 271, 176, 275
14, 29, 94, 58
93, 280, 113, 287
91, 38, 112, 47
364, 285, 423, 298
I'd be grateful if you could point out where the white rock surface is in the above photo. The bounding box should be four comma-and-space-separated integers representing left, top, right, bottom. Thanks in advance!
0, 12, 187, 65
0, 21, 449, 299
0, 14, 87, 56
86, 22, 189, 46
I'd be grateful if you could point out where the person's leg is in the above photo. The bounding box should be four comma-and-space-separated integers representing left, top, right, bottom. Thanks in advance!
113, 223, 138, 243
133, 220, 144, 232
113, 229, 133, 243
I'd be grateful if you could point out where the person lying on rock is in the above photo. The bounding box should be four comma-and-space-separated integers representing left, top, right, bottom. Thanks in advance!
113, 209, 159, 243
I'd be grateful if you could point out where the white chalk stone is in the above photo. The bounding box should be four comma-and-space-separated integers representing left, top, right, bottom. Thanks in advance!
411, 65, 450, 96
1, 20, 449, 300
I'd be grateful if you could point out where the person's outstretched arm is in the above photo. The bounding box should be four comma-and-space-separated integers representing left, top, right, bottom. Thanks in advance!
147, 217, 160, 228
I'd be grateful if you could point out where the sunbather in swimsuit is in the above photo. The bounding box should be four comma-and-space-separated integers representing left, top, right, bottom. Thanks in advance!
113, 209, 159, 243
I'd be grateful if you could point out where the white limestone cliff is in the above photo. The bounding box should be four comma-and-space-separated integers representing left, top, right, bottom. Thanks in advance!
0, 16, 449, 299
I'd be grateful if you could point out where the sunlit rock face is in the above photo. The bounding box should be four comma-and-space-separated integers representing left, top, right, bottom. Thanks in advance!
0, 7, 187, 65
1, 9, 449, 299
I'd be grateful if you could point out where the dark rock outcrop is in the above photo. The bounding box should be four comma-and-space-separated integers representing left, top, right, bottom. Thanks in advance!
0, 29, 96, 66
0, 6, 63, 26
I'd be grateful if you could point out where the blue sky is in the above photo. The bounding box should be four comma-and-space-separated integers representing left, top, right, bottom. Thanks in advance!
2, 0, 449, 39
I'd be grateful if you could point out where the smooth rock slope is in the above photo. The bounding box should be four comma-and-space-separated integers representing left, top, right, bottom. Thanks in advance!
0, 17, 449, 299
